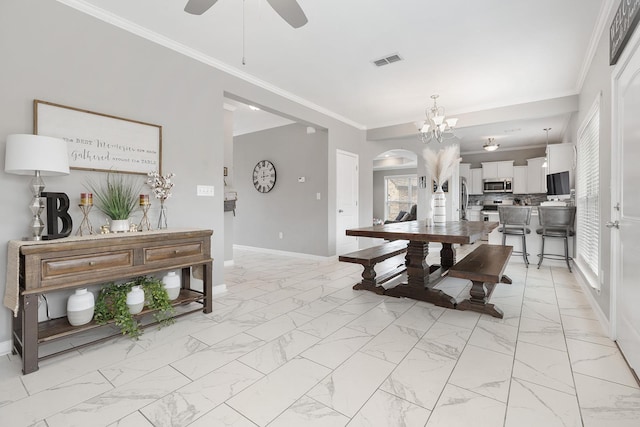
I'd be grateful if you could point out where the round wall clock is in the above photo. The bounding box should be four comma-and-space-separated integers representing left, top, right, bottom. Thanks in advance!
252, 160, 277, 193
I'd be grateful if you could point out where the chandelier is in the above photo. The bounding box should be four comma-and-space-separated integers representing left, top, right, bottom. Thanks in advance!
483, 137, 500, 151
418, 94, 458, 143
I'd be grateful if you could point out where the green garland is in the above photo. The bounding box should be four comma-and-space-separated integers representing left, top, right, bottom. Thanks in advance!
94, 276, 175, 339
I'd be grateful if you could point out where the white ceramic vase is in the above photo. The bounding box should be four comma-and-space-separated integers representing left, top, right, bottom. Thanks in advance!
162, 271, 181, 301
432, 185, 446, 224
67, 288, 95, 326
126, 285, 145, 314
110, 219, 130, 233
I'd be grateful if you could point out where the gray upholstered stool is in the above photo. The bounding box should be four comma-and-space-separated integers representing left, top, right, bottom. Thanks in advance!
498, 206, 532, 267
536, 206, 576, 272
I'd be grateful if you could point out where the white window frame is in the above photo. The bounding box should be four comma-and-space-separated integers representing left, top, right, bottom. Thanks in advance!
384, 174, 418, 221
575, 95, 600, 290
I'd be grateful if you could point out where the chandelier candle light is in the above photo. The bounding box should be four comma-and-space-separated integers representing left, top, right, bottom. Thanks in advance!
418, 95, 458, 144
147, 171, 175, 229
423, 145, 462, 224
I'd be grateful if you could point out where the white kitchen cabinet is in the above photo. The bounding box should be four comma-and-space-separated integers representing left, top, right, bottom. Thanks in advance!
482, 162, 497, 179
470, 168, 483, 195
547, 143, 576, 188
513, 166, 527, 194
467, 209, 481, 221
497, 160, 514, 178
527, 157, 547, 194
482, 161, 514, 179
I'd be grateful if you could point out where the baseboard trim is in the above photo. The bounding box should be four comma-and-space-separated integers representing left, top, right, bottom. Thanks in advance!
213, 284, 227, 295
574, 263, 610, 337
233, 245, 335, 262
0, 339, 12, 356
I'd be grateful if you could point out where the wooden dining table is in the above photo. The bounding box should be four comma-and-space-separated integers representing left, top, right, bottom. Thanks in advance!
346, 220, 499, 308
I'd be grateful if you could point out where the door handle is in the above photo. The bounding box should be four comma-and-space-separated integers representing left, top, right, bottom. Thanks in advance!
338, 209, 344, 213
606, 221, 619, 229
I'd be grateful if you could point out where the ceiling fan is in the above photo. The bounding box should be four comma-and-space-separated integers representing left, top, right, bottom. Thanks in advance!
184, 0, 308, 28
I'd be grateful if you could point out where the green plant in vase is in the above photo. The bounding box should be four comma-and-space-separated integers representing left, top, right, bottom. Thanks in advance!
94, 276, 175, 339
85, 173, 142, 232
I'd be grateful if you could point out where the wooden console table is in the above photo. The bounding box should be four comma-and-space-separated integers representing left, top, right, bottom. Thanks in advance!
9, 229, 213, 374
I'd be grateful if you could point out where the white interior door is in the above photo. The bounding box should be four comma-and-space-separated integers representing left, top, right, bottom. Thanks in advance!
613, 35, 640, 374
336, 149, 359, 255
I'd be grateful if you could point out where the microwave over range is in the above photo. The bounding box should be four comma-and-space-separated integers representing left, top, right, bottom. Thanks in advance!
483, 178, 512, 193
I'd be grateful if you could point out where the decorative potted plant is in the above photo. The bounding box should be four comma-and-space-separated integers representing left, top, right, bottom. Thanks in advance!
86, 173, 142, 232
147, 171, 175, 229
94, 276, 174, 338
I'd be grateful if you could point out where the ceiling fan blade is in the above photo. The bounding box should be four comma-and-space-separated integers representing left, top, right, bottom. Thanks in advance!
184, 0, 219, 15
266, 0, 308, 28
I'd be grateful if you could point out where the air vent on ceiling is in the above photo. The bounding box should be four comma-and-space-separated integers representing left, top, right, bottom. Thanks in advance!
373, 54, 403, 67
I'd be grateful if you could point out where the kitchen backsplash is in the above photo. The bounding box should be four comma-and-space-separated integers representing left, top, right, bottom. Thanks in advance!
468, 193, 550, 206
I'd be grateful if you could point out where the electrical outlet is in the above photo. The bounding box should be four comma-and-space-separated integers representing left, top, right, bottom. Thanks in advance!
197, 185, 215, 197
279, 232, 283, 239
316, 192, 321, 200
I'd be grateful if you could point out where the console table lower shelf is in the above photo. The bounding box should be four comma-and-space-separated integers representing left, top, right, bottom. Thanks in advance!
36, 289, 204, 356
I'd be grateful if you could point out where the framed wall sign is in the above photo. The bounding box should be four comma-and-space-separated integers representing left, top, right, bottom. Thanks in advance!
34, 100, 162, 175
610, 0, 640, 65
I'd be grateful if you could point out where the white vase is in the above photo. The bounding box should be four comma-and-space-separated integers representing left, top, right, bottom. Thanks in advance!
110, 219, 130, 233
432, 185, 447, 224
162, 271, 181, 301
67, 288, 94, 326
126, 285, 145, 314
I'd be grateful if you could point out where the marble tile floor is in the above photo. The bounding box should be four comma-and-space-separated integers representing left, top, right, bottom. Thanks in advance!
1, 244, 640, 426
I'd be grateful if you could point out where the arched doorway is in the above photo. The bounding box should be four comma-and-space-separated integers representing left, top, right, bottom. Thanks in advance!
373, 149, 418, 222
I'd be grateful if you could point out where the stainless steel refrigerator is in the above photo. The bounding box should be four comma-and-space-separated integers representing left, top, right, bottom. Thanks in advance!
460, 177, 468, 220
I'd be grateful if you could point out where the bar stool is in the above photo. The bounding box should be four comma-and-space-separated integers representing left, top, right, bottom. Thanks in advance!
536, 206, 576, 272
498, 206, 532, 267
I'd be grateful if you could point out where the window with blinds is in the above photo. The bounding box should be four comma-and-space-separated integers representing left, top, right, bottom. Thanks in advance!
576, 99, 600, 288
385, 175, 418, 220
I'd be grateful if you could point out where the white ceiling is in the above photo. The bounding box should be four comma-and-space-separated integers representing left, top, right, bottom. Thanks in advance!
61, 0, 609, 153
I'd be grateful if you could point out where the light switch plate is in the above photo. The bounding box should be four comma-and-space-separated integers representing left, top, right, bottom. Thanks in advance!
197, 185, 215, 197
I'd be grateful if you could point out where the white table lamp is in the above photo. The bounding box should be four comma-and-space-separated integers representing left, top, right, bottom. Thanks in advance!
5, 134, 70, 240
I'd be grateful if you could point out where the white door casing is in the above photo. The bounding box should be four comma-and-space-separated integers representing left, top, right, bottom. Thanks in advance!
336, 149, 359, 255
612, 29, 640, 375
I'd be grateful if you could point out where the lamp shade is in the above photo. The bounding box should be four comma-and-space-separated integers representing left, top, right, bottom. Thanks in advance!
5, 134, 70, 176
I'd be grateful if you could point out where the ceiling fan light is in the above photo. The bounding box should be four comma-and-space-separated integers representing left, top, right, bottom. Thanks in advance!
432, 115, 445, 126
446, 118, 458, 128
420, 123, 431, 133
484, 144, 499, 152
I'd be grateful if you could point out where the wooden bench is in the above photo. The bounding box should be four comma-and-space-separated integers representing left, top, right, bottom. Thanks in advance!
339, 240, 408, 295
447, 244, 513, 318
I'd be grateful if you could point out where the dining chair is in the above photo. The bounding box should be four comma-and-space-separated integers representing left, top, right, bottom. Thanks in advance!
536, 206, 577, 272
498, 206, 532, 267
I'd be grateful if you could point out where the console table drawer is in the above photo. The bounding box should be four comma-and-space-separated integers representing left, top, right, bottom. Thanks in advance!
42, 251, 133, 279
144, 242, 204, 263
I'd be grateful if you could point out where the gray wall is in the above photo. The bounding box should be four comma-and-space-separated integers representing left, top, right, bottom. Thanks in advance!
575, 5, 616, 318
0, 0, 365, 346
234, 124, 329, 256
373, 168, 417, 220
